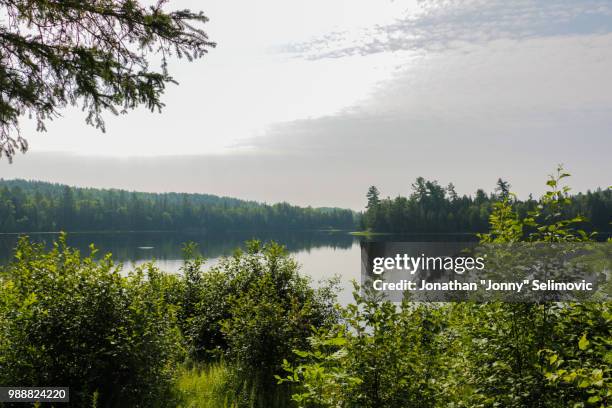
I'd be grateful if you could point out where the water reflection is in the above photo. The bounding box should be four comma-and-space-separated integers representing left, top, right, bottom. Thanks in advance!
0, 231, 478, 305
0, 230, 355, 264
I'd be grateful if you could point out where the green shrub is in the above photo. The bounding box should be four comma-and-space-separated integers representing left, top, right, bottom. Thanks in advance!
176, 240, 339, 405
281, 168, 611, 408
177, 242, 233, 361
279, 285, 454, 408
0, 234, 183, 407
221, 242, 338, 379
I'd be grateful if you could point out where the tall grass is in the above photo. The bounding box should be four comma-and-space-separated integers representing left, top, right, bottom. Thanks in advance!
175, 362, 236, 408
175, 362, 294, 408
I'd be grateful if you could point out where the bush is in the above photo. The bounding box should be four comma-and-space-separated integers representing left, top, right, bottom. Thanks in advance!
177, 240, 339, 404
0, 235, 183, 407
280, 169, 611, 408
279, 285, 453, 408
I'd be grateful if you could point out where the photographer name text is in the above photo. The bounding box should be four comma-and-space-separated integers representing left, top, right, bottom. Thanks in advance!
372, 279, 594, 292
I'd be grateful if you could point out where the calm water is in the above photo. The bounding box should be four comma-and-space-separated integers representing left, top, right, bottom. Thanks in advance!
0, 231, 476, 305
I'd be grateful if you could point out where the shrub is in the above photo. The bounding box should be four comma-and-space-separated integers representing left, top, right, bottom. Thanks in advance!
281, 168, 611, 408
0, 235, 183, 407
279, 285, 453, 408
176, 240, 339, 405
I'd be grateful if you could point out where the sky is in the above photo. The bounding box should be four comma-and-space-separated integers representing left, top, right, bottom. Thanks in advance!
1, 0, 611, 210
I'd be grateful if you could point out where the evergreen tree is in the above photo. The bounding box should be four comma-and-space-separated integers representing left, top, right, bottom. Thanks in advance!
0, 179, 356, 232
0, 0, 216, 161
361, 177, 611, 234
446, 183, 458, 201
495, 178, 511, 199
366, 186, 380, 209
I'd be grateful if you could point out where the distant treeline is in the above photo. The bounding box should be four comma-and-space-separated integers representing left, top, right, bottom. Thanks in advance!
362, 177, 611, 234
0, 180, 356, 232
2, 178, 609, 235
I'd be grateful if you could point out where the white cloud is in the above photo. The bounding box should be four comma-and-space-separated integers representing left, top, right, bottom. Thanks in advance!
282, 0, 612, 58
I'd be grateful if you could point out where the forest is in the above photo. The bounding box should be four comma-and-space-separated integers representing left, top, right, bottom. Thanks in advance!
2, 178, 610, 237
0, 179, 356, 232
362, 177, 612, 234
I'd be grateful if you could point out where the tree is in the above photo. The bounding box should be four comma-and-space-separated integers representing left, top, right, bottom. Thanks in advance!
366, 186, 380, 209
446, 182, 458, 201
360, 176, 609, 234
0, 0, 216, 161
60, 185, 75, 229
495, 178, 511, 199
285, 169, 611, 408
411, 176, 428, 201
0, 179, 357, 232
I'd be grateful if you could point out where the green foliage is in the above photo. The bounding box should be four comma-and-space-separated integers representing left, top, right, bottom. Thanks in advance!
363, 177, 493, 233
0, 234, 183, 407
362, 175, 611, 235
221, 242, 338, 377
175, 362, 236, 408
539, 303, 612, 407
177, 242, 228, 360
277, 328, 361, 407
523, 166, 595, 242
284, 168, 611, 408
457, 167, 610, 407
495, 178, 511, 199
0, 179, 356, 232
280, 283, 459, 408
478, 194, 523, 243
0, 235, 340, 407
171, 240, 340, 406
0, 168, 609, 407
0, 0, 215, 161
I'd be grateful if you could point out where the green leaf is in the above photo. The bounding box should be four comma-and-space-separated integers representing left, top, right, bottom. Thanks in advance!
587, 396, 600, 403
578, 333, 590, 351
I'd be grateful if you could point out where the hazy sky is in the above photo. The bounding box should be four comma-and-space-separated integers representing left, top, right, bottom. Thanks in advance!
1, 0, 611, 209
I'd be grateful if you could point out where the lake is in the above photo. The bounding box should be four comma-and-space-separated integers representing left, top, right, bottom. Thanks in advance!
0, 230, 476, 305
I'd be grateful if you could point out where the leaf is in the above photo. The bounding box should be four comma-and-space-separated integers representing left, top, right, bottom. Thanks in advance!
591, 369, 603, 380
324, 336, 347, 346
578, 333, 590, 351
587, 396, 600, 403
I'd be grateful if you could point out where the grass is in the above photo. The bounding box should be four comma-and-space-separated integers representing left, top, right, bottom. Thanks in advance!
175, 362, 236, 408
174, 362, 293, 408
